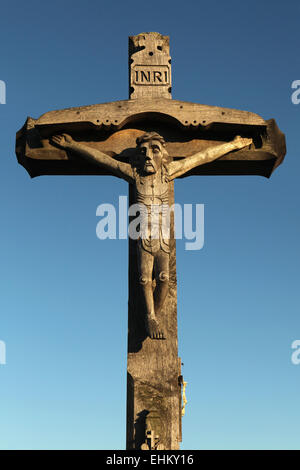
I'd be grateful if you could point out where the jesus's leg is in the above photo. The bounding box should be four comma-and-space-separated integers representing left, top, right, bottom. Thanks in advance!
137, 244, 164, 340
154, 250, 169, 316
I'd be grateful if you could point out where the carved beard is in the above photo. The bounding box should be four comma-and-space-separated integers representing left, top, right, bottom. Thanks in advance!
142, 155, 164, 175
143, 162, 156, 174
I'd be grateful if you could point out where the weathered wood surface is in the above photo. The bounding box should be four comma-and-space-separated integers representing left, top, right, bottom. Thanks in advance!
14, 32, 286, 451
16, 101, 285, 179
129, 32, 172, 100
127, 181, 181, 450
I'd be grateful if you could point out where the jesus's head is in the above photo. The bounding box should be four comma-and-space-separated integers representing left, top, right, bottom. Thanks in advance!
136, 132, 167, 175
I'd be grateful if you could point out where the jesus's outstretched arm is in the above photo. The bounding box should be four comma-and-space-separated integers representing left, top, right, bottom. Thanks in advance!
168, 135, 252, 180
51, 134, 134, 183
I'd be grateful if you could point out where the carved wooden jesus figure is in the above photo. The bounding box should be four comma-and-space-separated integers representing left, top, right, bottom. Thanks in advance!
51, 132, 252, 339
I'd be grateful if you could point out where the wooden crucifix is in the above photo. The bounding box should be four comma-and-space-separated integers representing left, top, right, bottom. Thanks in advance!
16, 32, 286, 450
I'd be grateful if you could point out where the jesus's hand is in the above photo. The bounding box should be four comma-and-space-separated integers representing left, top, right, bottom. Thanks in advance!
51, 133, 73, 148
232, 135, 253, 150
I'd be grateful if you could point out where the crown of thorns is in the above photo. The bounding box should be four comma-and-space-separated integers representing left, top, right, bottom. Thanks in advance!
136, 132, 166, 147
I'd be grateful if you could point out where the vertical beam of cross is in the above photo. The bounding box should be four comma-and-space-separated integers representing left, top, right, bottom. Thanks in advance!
126, 32, 182, 450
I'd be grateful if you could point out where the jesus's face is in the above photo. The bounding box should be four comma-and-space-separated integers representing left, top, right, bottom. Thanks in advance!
138, 140, 164, 174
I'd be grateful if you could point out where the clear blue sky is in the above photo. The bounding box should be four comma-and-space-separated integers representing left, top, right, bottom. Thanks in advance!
0, 0, 300, 450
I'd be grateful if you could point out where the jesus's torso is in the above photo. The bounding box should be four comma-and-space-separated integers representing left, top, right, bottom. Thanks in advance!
133, 169, 170, 254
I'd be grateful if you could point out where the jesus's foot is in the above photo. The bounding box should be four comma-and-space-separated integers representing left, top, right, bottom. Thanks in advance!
147, 315, 165, 340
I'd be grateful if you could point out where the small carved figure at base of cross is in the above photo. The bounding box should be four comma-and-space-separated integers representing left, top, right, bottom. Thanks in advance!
141, 429, 165, 450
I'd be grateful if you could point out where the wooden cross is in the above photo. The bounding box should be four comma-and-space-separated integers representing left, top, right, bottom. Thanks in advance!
15, 32, 286, 450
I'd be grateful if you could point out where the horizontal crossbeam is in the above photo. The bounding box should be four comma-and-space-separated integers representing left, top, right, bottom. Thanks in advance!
16, 99, 285, 179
